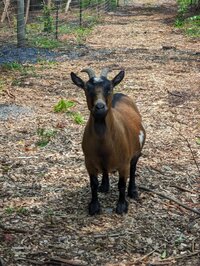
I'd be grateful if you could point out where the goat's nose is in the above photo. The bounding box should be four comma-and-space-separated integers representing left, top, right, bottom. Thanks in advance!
95, 102, 105, 110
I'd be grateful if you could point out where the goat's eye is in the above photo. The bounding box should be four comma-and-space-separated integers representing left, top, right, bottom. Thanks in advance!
86, 87, 95, 97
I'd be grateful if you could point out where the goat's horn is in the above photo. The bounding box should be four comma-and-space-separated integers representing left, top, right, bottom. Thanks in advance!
100, 68, 110, 78
81, 68, 96, 79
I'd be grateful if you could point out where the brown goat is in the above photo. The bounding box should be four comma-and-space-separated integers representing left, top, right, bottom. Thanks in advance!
71, 68, 145, 215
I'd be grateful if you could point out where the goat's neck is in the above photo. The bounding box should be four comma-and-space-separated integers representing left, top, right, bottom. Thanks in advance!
90, 110, 114, 138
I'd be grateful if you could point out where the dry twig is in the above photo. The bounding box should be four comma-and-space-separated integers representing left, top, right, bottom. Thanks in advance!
139, 186, 200, 216
171, 184, 199, 194
162, 121, 200, 175
155, 250, 200, 263
134, 245, 165, 264
0, 223, 29, 233
44, 257, 86, 265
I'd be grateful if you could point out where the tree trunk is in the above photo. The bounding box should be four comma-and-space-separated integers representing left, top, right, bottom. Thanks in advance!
17, 0, 26, 47
65, 0, 72, 13
25, 0, 30, 24
1, 0, 10, 24
47, 0, 52, 9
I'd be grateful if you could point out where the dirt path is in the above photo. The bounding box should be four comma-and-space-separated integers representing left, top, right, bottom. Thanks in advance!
0, 0, 199, 265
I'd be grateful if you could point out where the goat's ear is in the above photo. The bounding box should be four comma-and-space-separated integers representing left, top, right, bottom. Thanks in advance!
71, 72, 85, 89
112, 70, 125, 87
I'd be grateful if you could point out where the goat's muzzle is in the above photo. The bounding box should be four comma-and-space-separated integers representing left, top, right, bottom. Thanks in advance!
93, 100, 108, 119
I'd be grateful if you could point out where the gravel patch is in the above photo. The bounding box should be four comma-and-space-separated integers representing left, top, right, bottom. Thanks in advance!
0, 104, 34, 120
0, 46, 62, 64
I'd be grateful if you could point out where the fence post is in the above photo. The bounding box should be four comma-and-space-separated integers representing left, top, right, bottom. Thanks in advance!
80, 0, 83, 27
55, 0, 60, 39
17, 0, 25, 47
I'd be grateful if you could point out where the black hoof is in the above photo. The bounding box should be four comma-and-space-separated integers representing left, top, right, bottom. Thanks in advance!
128, 189, 139, 200
89, 201, 101, 216
98, 184, 109, 193
116, 200, 128, 214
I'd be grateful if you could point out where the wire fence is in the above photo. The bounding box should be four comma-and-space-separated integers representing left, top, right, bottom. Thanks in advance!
0, 0, 121, 48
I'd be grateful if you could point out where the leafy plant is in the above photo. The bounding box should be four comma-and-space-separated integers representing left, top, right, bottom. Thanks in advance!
46, 208, 54, 216
160, 249, 167, 259
76, 28, 89, 43
54, 99, 76, 113
174, 234, 186, 245
73, 112, 84, 124
26, 23, 43, 34
5, 207, 15, 214
17, 207, 29, 215
43, 3, 53, 33
36, 128, 57, 147
175, 18, 184, 27
196, 137, 200, 145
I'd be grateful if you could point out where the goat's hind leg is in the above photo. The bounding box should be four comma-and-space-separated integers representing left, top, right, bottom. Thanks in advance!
116, 167, 129, 214
116, 176, 128, 214
98, 170, 109, 193
128, 155, 140, 200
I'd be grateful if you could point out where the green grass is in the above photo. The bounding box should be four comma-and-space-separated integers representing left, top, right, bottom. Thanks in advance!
5, 207, 15, 214
59, 24, 93, 43
0, 79, 6, 92
26, 23, 44, 34
30, 36, 61, 49
0, 64, 37, 87
1, 62, 36, 75
26, 15, 97, 49
5, 206, 29, 215
1, 62, 23, 71
185, 15, 200, 36
175, 0, 200, 37
36, 128, 57, 147
175, 15, 200, 37
75, 27, 92, 43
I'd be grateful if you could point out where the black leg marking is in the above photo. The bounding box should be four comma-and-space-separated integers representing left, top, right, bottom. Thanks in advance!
116, 177, 128, 214
128, 155, 140, 200
98, 171, 109, 193
89, 175, 100, 215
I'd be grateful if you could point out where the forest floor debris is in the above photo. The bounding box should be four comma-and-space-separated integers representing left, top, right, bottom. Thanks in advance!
0, 0, 199, 265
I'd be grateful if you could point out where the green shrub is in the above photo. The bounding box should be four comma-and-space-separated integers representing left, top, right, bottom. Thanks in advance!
54, 99, 76, 113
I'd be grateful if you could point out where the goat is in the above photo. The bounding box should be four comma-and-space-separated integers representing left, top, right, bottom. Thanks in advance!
71, 68, 146, 215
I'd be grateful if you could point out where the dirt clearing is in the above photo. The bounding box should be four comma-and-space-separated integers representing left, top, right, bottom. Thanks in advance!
0, 0, 199, 265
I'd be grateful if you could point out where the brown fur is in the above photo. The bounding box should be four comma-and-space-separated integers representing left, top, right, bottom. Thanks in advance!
71, 69, 145, 214
82, 95, 146, 180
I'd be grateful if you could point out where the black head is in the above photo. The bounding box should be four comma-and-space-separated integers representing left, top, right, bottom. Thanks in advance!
71, 68, 125, 120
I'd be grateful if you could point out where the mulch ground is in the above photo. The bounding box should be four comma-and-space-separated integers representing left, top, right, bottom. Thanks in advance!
0, 0, 199, 265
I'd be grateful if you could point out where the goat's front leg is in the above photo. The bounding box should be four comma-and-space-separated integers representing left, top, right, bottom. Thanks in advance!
89, 174, 101, 215
98, 170, 109, 193
116, 167, 129, 214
